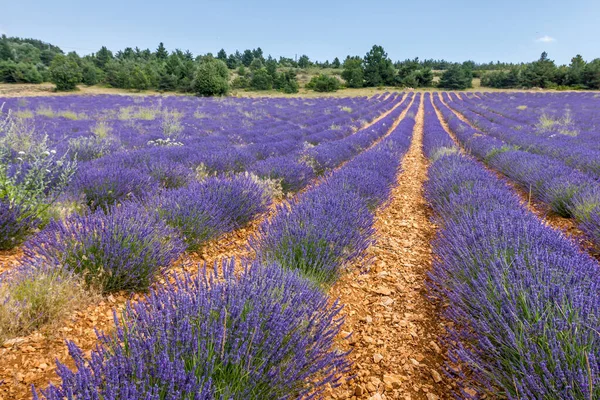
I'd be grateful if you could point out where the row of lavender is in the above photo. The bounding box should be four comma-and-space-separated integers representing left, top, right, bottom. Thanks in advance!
433, 94, 600, 249
0, 93, 403, 250
448, 92, 600, 177
35, 97, 418, 398
422, 93, 600, 399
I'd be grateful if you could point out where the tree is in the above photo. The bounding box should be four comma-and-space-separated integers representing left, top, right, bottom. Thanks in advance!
341, 56, 364, 88
0, 39, 14, 61
520, 52, 557, 88
130, 65, 149, 91
249, 58, 264, 71
275, 70, 299, 93
363, 45, 395, 87
306, 74, 340, 92
298, 55, 310, 69
49, 54, 82, 91
155, 42, 168, 60
95, 46, 113, 68
437, 65, 472, 90
192, 58, 229, 96
566, 54, 586, 86
226, 53, 239, 69
81, 60, 101, 85
332, 57, 341, 69
583, 59, 600, 89
241, 50, 254, 67
250, 68, 273, 90
265, 56, 278, 78
217, 49, 227, 62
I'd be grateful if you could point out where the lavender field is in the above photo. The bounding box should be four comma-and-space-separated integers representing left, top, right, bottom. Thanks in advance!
0, 91, 599, 399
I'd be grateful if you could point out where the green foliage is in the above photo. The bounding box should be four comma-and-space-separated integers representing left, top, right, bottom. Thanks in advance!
49, 54, 82, 91
0, 61, 43, 83
275, 70, 299, 93
481, 68, 521, 88
306, 74, 340, 92
155, 42, 168, 60
298, 54, 311, 69
232, 76, 250, 89
332, 57, 341, 69
342, 56, 364, 88
216, 48, 227, 62
130, 65, 149, 91
192, 58, 229, 96
94, 46, 113, 68
249, 58, 264, 71
81, 61, 102, 86
438, 65, 473, 90
363, 45, 395, 86
520, 52, 556, 88
250, 68, 273, 90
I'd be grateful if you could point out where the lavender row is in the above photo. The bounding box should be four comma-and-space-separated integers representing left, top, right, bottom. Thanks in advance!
32, 97, 418, 398
422, 105, 600, 399
449, 93, 600, 178
250, 94, 418, 285
433, 94, 600, 247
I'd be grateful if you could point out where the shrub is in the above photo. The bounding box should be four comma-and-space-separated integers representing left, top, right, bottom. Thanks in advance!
0, 198, 38, 250
192, 58, 229, 96
341, 57, 364, 88
250, 186, 373, 285
152, 175, 271, 251
37, 261, 349, 399
231, 75, 250, 89
437, 65, 473, 90
275, 70, 299, 93
24, 203, 184, 293
250, 68, 273, 90
0, 261, 90, 343
49, 54, 82, 91
71, 163, 158, 212
306, 74, 340, 92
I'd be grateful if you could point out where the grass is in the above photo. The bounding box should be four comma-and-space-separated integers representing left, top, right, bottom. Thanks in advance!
0, 267, 92, 343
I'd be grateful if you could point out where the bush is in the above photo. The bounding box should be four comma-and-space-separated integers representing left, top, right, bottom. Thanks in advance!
0, 61, 43, 83
152, 175, 271, 251
275, 70, 299, 93
306, 74, 340, 92
0, 198, 38, 250
49, 54, 82, 91
0, 261, 90, 342
341, 57, 364, 88
0, 109, 77, 243
231, 75, 250, 89
437, 65, 473, 90
250, 186, 373, 285
37, 261, 349, 399
250, 68, 273, 90
24, 203, 184, 293
192, 58, 229, 96
71, 162, 158, 212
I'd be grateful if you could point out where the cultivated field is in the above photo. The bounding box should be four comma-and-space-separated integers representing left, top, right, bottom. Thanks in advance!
0, 91, 598, 399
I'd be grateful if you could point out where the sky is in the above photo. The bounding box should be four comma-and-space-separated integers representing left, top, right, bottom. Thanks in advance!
1, 0, 598, 65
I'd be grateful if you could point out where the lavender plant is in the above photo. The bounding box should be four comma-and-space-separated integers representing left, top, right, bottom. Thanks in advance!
36, 261, 350, 399
23, 203, 184, 293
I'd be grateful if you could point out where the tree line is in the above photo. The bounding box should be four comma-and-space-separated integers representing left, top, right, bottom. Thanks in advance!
1, 35, 598, 93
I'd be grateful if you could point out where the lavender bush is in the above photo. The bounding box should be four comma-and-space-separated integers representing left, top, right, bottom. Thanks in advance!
36, 261, 350, 399
24, 203, 184, 293
423, 102, 600, 399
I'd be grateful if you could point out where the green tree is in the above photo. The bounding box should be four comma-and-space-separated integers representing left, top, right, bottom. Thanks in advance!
250, 68, 273, 90
241, 49, 254, 67
298, 55, 310, 69
130, 65, 149, 91
306, 74, 340, 92
226, 53, 239, 69
81, 61, 101, 85
265, 56, 278, 78
437, 65, 472, 90
0, 39, 14, 61
217, 49, 227, 62
155, 42, 168, 60
363, 45, 395, 87
192, 58, 229, 96
275, 70, 299, 93
341, 56, 364, 88
49, 54, 82, 91
95, 46, 113, 69
249, 58, 264, 71
332, 57, 341, 69
520, 52, 557, 88
566, 54, 586, 86
583, 59, 600, 89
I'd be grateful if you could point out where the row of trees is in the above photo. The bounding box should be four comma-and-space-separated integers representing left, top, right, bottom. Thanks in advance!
480, 53, 600, 89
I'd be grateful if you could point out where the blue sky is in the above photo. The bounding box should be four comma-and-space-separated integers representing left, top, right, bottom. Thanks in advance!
1, 0, 598, 65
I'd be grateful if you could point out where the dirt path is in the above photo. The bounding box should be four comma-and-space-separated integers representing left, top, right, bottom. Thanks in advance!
328, 94, 452, 400
434, 93, 599, 258
0, 95, 416, 399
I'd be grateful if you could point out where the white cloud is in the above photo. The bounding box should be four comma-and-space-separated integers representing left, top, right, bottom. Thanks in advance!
536, 35, 556, 43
